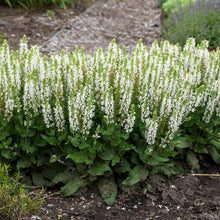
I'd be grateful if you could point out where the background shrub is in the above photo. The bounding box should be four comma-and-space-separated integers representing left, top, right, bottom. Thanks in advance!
2, 0, 77, 10
0, 163, 44, 219
162, 0, 197, 13
159, 0, 168, 6
161, 0, 220, 49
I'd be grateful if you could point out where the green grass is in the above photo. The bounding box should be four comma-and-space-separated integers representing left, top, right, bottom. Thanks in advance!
2, 0, 76, 10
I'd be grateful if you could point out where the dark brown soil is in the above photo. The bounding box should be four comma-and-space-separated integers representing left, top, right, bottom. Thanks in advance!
0, 1, 220, 220
0, 0, 94, 51
26, 159, 220, 220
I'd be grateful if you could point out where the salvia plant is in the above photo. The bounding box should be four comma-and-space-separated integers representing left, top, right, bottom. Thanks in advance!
0, 36, 219, 205
161, 0, 220, 49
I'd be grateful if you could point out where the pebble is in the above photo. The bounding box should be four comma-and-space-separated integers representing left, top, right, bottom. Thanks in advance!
0, 21, 7, 26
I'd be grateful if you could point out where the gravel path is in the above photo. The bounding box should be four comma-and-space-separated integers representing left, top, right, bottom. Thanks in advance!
40, 0, 161, 56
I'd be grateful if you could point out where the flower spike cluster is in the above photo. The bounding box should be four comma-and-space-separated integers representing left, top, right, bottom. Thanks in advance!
0, 37, 219, 146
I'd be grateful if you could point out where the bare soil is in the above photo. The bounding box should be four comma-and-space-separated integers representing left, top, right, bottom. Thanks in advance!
0, 0, 219, 219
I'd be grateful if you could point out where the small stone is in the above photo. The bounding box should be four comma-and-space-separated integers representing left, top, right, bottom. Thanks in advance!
0, 21, 7, 26
31, 216, 42, 220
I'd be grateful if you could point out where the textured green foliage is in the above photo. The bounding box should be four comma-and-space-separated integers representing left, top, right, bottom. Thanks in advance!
161, 0, 220, 49
162, 0, 196, 13
172, 108, 220, 169
159, 0, 168, 6
61, 177, 87, 196
0, 163, 44, 219
2, 0, 76, 10
122, 165, 149, 186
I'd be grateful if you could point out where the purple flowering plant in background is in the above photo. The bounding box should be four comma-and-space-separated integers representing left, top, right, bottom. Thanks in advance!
161, 0, 220, 49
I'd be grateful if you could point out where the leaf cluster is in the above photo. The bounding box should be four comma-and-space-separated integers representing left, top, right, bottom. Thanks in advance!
0, 163, 44, 219
162, 0, 197, 13
2, 0, 76, 10
172, 108, 220, 170
161, 0, 220, 49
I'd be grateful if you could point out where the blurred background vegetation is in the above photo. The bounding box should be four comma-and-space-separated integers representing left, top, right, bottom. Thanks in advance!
2, 0, 79, 10
160, 0, 220, 49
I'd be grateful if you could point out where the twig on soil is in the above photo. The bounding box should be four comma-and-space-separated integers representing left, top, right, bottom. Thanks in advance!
19, 185, 42, 189
191, 173, 220, 177
42, 191, 61, 200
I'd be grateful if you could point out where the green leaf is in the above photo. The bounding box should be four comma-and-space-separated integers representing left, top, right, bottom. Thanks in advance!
79, 142, 90, 150
57, 129, 68, 143
209, 146, 220, 165
32, 171, 51, 187
0, 137, 12, 148
53, 169, 75, 184
88, 163, 111, 176
120, 143, 135, 151
15, 124, 25, 136
49, 154, 63, 163
98, 177, 117, 205
213, 118, 220, 126
122, 165, 149, 186
34, 138, 47, 147
210, 139, 220, 151
41, 134, 57, 146
37, 154, 50, 167
148, 155, 169, 166
30, 155, 36, 164
32, 124, 45, 131
197, 137, 208, 145
1, 149, 17, 159
152, 165, 176, 177
66, 152, 92, 164
68, 135, 80, 147
134, 145, 147, 162
19, 137, 33, 153
115, 157, 131, 173
45, 129, 56, 137
16, 157, 32, 170
99, 148, 117, 161
101, 126, 114, 136
0, 126, 11, 141
61, 177, 86, 196
110, 136, 124, 147
174, 137, 192, 148
186, 151, 199, 170
42, 164, 66, 181
119, 131, 129, 140
111, 156, 120, 166
26, 129, 36, 137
